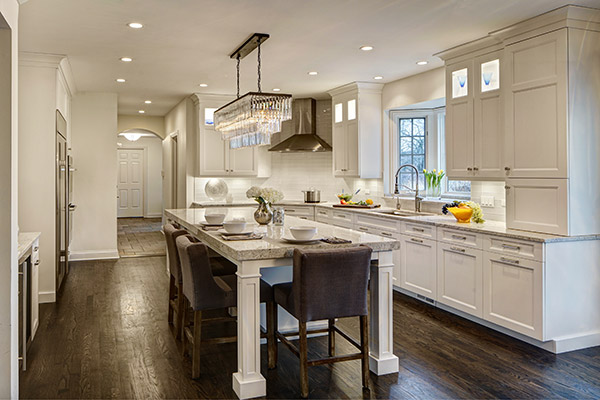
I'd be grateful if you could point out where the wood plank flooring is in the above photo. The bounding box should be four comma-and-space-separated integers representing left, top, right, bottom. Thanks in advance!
20, 255, 600, 399
117, 217, 165, 258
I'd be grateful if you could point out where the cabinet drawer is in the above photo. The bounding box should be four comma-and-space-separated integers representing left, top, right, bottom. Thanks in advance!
355, 214, 399, 232
484, 235, 542, 261
355, 225, 395, 239
401, 221, 435, 239
331, 210, 353, 228
437, 228, 482, 249
282, 206, 313, 217
315, 207, 332, 219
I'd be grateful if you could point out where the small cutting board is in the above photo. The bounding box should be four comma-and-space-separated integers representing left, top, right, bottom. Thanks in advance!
332, 204, 381, 209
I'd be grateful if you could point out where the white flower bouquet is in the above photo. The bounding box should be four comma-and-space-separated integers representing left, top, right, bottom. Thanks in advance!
246, 186, 284, 205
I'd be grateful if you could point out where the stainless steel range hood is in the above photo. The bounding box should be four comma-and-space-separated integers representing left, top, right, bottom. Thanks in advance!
268, 98, 332, 152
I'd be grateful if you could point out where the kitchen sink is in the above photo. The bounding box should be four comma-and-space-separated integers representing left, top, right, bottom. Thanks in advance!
375, 210, 436, 217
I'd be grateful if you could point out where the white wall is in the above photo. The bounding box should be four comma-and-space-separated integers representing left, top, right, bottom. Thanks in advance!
70, 92, 119, 260
118, 114, 165, 139
0, 0, 19, 397
117, 136, 163, 217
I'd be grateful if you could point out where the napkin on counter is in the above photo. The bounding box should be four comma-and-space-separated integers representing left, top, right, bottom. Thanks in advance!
221, 233, 264, 241
321, 237, 352, 244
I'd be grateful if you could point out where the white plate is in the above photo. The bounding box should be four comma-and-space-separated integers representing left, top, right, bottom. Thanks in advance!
282, 236, 322, 244
221, 231, 254, 236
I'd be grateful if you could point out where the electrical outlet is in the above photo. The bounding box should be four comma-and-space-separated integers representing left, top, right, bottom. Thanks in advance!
481, 195, 495, 207
365, 189, 371, 195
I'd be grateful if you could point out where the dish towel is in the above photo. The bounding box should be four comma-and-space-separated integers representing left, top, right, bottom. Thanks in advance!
221, 233, 264, 241
321, 237, 352, 244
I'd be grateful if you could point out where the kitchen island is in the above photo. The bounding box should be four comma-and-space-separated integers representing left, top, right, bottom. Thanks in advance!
164, 207, 400, 399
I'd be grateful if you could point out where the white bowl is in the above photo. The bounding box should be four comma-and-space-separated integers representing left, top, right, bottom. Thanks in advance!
223, 220, 247, 234
205, 213, 226, 225
289, 226, 317, 241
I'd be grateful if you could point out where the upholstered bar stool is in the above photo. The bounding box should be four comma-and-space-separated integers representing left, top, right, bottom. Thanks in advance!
164, 223, 237, 341
272, 246, 373, 398
175, 234, 277, 379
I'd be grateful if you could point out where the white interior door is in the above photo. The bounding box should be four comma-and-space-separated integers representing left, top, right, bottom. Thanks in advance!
117, 149, 144, 217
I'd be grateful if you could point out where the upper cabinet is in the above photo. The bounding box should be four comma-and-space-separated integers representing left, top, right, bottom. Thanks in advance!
439, 39, 504, 180
328, 82, 383, 179
193, 94, 271, 177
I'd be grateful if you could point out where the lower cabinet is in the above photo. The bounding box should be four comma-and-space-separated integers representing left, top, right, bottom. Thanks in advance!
483, 252, 543, 340
399, 235, 437, 300
437, 243, 483, 318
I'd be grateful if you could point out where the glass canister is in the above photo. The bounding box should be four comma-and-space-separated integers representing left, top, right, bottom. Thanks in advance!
272, 207, 285, 226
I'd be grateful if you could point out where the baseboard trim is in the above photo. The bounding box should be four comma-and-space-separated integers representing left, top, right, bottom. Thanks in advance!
39, 291, 56, 303
144, 213, 162, 218
70, 249, 120, 261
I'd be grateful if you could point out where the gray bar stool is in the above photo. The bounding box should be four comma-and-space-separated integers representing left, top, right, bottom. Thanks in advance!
272, 246, 373, 398
175, 234, 277, 379
164, 223, 237, 341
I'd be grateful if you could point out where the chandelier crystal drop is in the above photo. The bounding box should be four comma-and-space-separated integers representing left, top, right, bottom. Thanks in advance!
213, 33, 292, 149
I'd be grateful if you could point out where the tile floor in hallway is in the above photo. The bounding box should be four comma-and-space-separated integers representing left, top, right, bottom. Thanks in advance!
117, 217, 165, 257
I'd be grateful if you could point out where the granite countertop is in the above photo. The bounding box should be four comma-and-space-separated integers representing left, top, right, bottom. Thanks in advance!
164, 208, 399, 261
192, 200, 329, 208
18, 232, 41, 262
313, 204, 597, 243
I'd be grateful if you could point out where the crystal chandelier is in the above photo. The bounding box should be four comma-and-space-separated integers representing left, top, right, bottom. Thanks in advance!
214, 33, 292, 149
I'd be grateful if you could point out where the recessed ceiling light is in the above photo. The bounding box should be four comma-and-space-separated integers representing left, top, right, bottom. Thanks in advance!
199, 83, 208, 87
128, 22, 143, 29
272, 88, 281, 92
144, 100, 152, 104
120, 57, 133, 62
416, 60, 428, 65
308, 71, 318, 76
138, 110, 145, 114
116, 78, 126, 83
374, 76, 383, 80
360, 45, 374, 51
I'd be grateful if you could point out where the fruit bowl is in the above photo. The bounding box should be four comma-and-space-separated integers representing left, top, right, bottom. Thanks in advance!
447, 207, 473, 223
336, 193, 353, 203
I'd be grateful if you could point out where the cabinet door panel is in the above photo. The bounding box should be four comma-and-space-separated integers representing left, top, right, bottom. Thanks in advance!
505, 29, 567, 178
229, 147, 257, 176
199, 128, 228, 176
345, 120, 359, 176
474, 93, 503, 177
333, 124, 346, 176
437, 244, 483, 317
400, 236, 437, 300
483, 253, 543, 340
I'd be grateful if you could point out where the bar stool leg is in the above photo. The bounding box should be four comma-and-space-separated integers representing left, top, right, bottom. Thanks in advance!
267, 302, 278, 369
175, 284, 185, 341
168, 275, 176, 325
299, 321, 309, 398
328, 318, 335, 357
192, 310, 203, 379
360, 315, 370, 389
180, 298, 189, 357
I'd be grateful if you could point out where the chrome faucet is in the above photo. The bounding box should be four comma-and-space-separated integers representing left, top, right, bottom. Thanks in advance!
394, 164, 423, 212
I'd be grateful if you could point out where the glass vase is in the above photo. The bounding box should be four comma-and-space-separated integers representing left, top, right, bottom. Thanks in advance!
254, 202, 273, 225
427, 184, 441, 199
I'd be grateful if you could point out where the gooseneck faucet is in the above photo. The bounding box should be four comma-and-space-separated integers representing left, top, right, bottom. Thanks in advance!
394, 164, 423, 212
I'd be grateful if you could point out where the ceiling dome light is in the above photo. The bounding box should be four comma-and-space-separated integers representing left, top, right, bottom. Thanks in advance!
128, 22, 143, 29
360, 45, 374, 51
199, 83, 208, 87
116, 78, 126, 83
123, 133, 142, 141
373, 76, 383, 80
120, 57, 133, 62
308, 71, 318, 76
138, 110, 145, 114
144, 100, 152, 104
272, 88, 281, 92
416, 60, 428, 65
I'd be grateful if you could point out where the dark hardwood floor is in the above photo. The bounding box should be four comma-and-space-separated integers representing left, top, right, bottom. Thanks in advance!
20, 255, 600, 399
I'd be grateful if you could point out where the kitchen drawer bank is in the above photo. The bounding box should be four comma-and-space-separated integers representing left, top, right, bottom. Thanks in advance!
312, 204, 600, 354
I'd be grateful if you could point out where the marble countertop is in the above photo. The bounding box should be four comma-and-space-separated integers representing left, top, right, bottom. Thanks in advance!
192, 200, 329, 208
18, 232, 40, 262
313, 204, 596, 243
165, 208, 400, 261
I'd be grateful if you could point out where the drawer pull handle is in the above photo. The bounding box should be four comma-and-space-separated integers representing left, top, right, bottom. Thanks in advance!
299, 217, 308, 220
410, 238, 424, 243
451, 235, 467, 241
285, 209, 295, 212
450, 246, 466, 253
34, 246, 39, 251
500, 256, 520, 265
502, 244, 521, 251
412, 227, 425, 232
358, 227, 368, 232
380, 232, 392, 237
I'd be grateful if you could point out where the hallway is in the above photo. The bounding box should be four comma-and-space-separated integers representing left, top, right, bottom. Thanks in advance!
117, 217, 165, 258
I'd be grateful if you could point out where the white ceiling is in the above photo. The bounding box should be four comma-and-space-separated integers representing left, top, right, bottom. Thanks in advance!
19, 0, 600, 116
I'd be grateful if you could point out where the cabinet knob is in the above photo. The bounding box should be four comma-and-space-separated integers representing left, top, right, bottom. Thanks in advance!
467, 167, 473, 171
504, 166, 511, 171
473, 166, 479, 171
504, 185, 511, 190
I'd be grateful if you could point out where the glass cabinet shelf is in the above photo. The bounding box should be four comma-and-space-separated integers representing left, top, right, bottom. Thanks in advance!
481, 59, 500, 92
452, 68, 468, 98
334, 103, 343, 123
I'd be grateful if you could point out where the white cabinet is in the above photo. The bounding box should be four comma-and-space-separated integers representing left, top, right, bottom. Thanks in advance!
399, 235, 437, 300
31, 239, 40, 339
193, 94, 270, 177
505, 178, 568, 235
328, 82, 383, 179
281, 205, 314, 221
437, 243, 483, 317
504, 29, 568, 179
440, 42, 504, 180
483, 252, 543, 340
